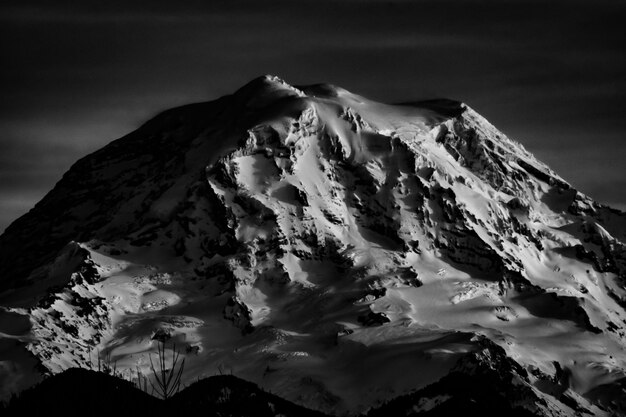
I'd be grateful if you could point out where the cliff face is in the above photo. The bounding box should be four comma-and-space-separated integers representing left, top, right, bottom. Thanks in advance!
1, 75, 625, 415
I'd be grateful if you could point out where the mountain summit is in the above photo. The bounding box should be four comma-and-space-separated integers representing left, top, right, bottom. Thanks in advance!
1, 75, 625, 415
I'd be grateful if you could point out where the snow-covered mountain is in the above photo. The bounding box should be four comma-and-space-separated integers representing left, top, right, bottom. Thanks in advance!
1, 75, 625, 415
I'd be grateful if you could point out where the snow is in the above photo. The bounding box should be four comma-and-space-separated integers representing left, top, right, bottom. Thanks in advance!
412, 394, 452, 412
0, 75, 625, 415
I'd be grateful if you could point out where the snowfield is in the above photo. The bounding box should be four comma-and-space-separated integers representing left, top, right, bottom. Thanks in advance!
1, 75, 625, 415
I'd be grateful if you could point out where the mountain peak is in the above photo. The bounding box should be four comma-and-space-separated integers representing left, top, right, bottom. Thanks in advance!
232, 74, 306, 108
1, 76, 625, 416
297, 82, 348, 98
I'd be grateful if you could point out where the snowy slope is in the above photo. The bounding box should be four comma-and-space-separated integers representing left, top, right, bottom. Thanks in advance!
1, 75, 625, 415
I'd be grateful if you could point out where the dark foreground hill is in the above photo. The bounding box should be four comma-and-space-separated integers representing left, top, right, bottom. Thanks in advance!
0, 368, 329, 417
4, 346, 607, 417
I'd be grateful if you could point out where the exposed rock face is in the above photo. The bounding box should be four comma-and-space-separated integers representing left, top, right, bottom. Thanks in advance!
0, 75, 625, 415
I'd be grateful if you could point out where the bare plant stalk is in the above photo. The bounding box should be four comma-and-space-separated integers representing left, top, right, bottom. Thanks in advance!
148, 341, 185, 400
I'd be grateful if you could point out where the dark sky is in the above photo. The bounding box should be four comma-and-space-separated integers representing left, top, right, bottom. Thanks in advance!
1, 0, 625, 232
